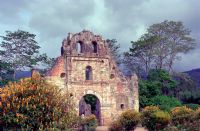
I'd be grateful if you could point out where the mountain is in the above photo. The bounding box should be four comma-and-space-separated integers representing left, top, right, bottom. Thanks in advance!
184, 68, 200, 87
15, 70, 32, 80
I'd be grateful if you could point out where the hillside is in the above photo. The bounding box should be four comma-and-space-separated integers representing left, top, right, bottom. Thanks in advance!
185, 68, 200, 87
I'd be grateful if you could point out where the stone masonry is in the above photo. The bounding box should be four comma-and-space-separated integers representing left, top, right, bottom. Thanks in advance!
46, 30, 139, 126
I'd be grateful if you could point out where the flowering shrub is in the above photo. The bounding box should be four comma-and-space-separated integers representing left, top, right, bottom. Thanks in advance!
168, 106, 200, 130
109, 120, 123, 131
141, 105, 160, 129
194, 107, 200, 120
141, 106, 170, 131
152, 111, 171, 130
110, 109, 141, 131
171, 106, 194, 125
0, 75, 78, 130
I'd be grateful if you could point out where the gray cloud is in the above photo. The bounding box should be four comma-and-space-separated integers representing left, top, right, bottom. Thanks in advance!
0, 0, 199, 71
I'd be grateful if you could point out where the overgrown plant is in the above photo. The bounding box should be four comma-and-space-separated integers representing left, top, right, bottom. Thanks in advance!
0, 74, 78, 130
110, 109, 141, 131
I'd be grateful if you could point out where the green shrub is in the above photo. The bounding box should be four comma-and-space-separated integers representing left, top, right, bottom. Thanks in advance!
142, 106, 171, 131
149, 95, 182, 111
81, 115, 97, 131
152, 111, 171, 130
109, 109, 141, 131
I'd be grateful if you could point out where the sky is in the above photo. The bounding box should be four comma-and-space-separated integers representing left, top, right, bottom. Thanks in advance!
0, 0, 199, 72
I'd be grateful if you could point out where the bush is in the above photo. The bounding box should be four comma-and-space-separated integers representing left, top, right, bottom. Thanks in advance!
194, 107, 200, 119
171, 106, 194, 125
169, 106, 200, 131
152, 111, 171, 130
184, 103, 200, 110
81, 115, 97, 131
109, 120, 123, 131
141, 106, 171, 131
109, 109, 141, 131
0, 76, 79, 130
119, 109, 141, 131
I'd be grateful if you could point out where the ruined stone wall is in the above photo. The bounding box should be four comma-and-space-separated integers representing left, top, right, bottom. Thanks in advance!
47, 30, 139, 126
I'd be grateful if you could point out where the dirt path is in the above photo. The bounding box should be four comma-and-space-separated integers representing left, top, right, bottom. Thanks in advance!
96, 126, 148, 131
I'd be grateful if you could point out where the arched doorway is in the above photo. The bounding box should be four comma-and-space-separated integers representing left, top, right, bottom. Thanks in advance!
79, 94, 101, 125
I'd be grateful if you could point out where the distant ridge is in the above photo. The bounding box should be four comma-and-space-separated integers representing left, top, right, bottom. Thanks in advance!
184, 68, 200, 87
15, 70, 32, 80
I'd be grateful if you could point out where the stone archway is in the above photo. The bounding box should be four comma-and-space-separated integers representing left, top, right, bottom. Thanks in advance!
79, 94, 101, 125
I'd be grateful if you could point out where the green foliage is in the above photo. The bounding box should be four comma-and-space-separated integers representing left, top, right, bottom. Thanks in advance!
0, 30, 53, 79
84, 94, 97, 111
109, 109, 141, 131
139, 69, 181, 109
149, 95, 182, 111
0, 61, 14, 85
141, 106, 171, 131
148, 69, 177, 89
81, 115, 97, 131
123, 36, 158, 75
139, 80, 161, 108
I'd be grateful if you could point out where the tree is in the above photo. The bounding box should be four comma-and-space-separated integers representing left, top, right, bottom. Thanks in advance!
0, 30, 50, 79
124, 20, 196, 74
147, 20, 195, 71
106, 39, 121, 65
124, 36, 158, 76
0, 61, 14, 86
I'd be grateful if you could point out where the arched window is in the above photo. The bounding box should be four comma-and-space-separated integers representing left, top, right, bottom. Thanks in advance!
86, 66, 92, 80
92, 41, 97, 53
77, 41, 83, 53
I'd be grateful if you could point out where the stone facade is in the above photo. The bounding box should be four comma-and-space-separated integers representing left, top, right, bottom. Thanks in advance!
46, 30, 139, 126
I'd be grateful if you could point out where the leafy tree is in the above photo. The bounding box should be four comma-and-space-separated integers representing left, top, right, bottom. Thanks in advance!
0, 30, 51, 79
106, 39, 121, 65
37, 53, 56, 75
124, 36, 158, 76
124, 20, 196, 74
147, 21, 195, 71
139, 69, 180, 108
0, 61, 14, 86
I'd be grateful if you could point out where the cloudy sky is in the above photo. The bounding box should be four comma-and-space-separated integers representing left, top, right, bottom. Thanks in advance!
0, 0, 199, 71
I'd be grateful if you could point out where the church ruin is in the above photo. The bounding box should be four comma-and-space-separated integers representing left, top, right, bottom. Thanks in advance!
46, 30, 139, 125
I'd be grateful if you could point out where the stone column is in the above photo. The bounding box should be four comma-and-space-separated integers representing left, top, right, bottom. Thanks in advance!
131, 74, 139, 112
